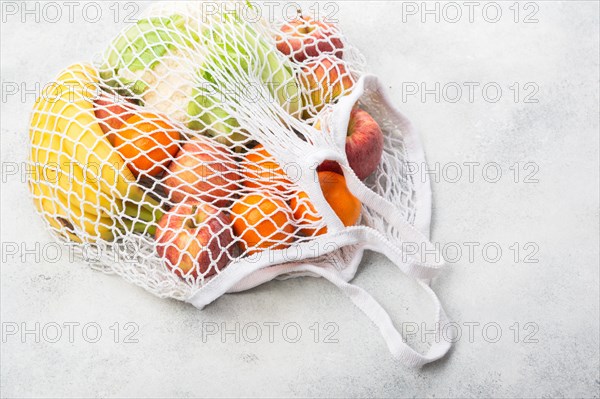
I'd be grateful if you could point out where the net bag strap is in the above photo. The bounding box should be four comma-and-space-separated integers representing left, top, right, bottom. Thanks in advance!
341, 167, 446, 280
319, 74, 444, 279
306, 264, 453, 368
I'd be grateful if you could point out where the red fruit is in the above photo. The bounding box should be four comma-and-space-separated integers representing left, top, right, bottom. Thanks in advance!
155, 201, 236, 279
300, 56, 355, 118
318, 108, 384, 180
93, 92, 136, 136
275, 15, 344, 62
164, 138, 240, 208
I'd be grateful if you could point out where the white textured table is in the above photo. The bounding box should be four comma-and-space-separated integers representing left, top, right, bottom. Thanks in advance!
1, 2, 598, 397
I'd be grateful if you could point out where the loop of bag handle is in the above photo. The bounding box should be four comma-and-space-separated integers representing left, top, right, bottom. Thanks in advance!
201, 248, 454, 368
342, 165, 446, 280
323, 74, 445, 278
320, 74, 453, 366
303, 263, 454, 368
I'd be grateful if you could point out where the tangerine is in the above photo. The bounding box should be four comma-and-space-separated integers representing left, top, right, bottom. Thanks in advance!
242, 144, 292, 192
291, 171, 361, 235
231, 192, 295, 255
113, 112, 180, 177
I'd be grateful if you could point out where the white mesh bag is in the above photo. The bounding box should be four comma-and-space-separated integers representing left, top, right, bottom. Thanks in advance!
27, 1, 452, 367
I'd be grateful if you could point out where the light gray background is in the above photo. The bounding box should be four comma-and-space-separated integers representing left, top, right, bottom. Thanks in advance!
1, 1, 599, 398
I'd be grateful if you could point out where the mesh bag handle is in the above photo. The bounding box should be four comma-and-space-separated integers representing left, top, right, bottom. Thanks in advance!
309, 264, 453, 368
188, 237, 452, 368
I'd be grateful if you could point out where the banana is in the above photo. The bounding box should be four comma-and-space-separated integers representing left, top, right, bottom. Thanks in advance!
28, 178, 111, 242
54, 187, 117, 241
28, 63, 163, 243
30, 117, 115, 217
29, 133, 119, 241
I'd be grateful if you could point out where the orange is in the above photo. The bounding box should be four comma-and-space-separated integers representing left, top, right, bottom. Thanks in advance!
231, 193, 295, 255
112, 112, 180, 177
291, 171, 361, 236
290, 191, 326, 237
242, 144, 292, 192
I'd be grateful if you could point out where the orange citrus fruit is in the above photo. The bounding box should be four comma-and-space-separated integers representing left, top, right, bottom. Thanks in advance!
231, 193, 295, 255
242, 144, 292, 192
112, 112, 180, 177
291, 171, 361, 236
290, 191, 326, 236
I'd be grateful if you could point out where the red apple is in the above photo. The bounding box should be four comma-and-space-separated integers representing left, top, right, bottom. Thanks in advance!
164, 138, 240, 207
319, 108, 384, 180
275, 15, 344, 63
300, 55, 355, 118
155, 200, 236, 279
93, 92, 136, 135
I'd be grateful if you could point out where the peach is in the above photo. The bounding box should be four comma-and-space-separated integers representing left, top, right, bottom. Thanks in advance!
155, 200, 236, 279
93, 92, 136, 136
164, 138, 239, 208
300, 56, 355, 118
275, 15, 344, 62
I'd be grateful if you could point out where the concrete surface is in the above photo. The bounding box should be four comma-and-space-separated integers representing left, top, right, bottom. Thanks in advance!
1, 1, 599, 398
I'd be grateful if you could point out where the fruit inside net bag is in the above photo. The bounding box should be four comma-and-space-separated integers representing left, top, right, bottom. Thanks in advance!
27, 0, 453, 367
